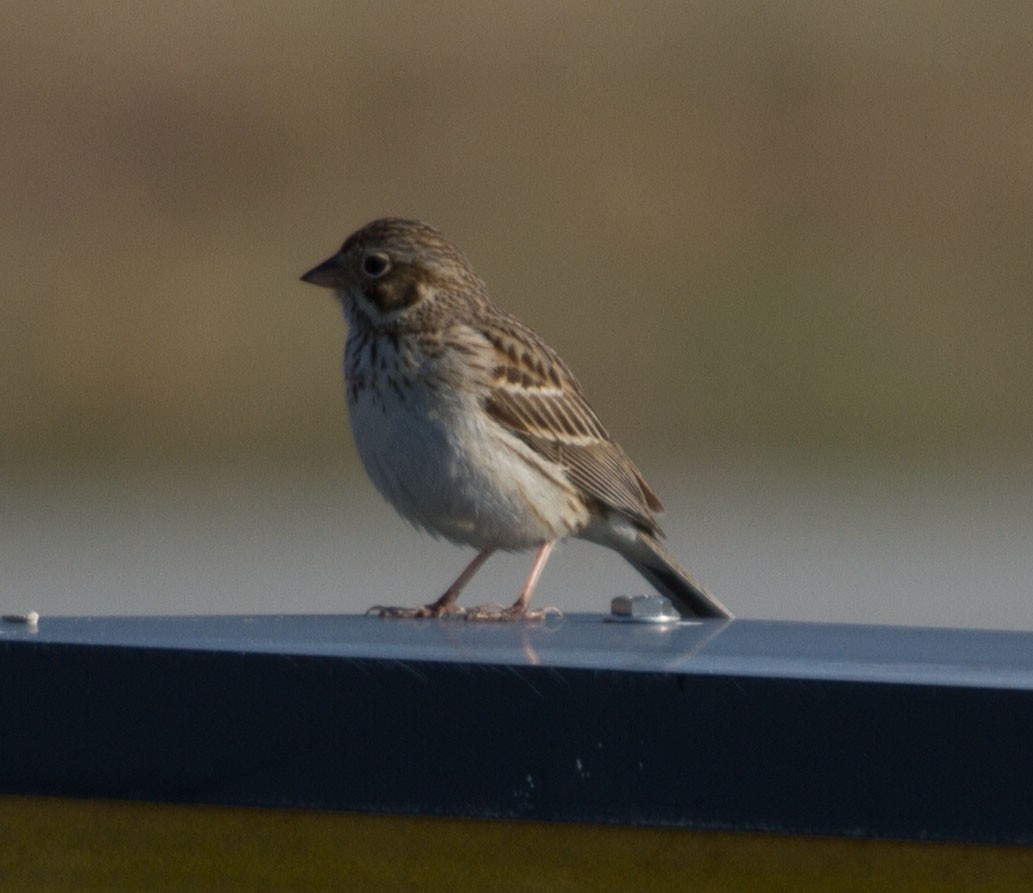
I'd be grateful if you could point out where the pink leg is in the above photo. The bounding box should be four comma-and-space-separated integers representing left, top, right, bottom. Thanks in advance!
465, 541, 557, 621
508, 541, 555, 615
370, 548, 496, 618
436, 547, 496, 609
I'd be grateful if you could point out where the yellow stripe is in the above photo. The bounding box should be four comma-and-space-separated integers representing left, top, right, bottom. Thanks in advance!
2, 796, 1031, 892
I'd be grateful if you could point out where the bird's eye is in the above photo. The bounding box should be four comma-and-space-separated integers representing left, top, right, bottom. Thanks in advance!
362, 253, 391, 278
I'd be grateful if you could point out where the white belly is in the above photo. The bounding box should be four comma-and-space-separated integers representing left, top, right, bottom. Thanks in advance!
348, 380, 586, 551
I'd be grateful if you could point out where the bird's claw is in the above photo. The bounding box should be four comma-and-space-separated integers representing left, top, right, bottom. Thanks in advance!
366, 603, 466, 619
462, 603, 562, 622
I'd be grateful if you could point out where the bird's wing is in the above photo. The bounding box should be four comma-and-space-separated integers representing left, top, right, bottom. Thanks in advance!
478, 319, 664, 534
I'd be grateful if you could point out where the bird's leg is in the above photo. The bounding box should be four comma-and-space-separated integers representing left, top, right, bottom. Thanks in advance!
465, 541, 557, 621
507, 540, 555, 616
432, 547, 497, 612
369, 548, 496, 618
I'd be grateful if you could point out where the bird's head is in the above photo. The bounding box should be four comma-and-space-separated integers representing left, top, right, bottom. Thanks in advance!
301, 218, 486, 328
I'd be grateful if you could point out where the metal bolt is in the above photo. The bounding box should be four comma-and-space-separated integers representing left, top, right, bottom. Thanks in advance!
609, 594, 681, 624
2, 611, 39, 629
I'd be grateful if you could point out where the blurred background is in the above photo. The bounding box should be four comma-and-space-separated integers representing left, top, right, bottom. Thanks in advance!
3, 2, 1031, 628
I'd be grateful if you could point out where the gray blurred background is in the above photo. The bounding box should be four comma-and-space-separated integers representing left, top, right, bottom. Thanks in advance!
3, 2, 1031, 628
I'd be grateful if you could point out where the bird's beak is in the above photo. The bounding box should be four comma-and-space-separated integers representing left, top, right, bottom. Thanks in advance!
300, 254, 347, 288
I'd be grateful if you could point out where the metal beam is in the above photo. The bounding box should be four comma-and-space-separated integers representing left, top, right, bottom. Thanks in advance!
2, 614, 1032, 844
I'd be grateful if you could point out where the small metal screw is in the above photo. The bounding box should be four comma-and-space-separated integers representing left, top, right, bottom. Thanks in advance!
2, 611, 40, 629
609, 594, 681, 624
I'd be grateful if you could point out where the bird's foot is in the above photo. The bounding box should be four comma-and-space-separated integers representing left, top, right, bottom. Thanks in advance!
366, 602, 465, 619
462, 602, 562, 622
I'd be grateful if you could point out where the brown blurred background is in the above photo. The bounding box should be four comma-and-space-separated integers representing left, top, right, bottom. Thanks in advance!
3, 2, 1031, 626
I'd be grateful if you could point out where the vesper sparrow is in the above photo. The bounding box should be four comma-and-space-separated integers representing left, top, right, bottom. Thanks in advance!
301, 218, 731, 621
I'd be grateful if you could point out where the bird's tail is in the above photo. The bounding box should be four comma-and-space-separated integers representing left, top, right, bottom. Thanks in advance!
622, 532, 733, 619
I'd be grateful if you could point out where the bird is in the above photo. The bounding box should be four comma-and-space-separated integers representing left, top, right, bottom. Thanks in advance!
300, 218, 732, 621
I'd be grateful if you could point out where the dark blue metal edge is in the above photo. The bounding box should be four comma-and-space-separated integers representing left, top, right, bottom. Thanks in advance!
2, 614, 1032, 844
